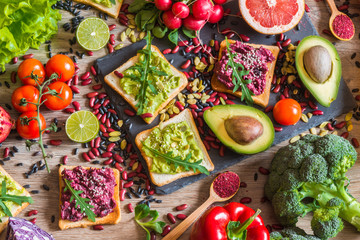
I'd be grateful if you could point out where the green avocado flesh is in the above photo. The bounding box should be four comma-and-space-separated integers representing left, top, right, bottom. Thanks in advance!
143, 121, 203, 174
120, 51, 181, 116
204, 105, 274, 154
295, 35, 341, 107
0, 173, 26, 219
92, 0, 113, 7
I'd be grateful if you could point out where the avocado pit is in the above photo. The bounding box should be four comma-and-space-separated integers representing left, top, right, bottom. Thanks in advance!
224, 116, 264, 145
303, 45, 332, 83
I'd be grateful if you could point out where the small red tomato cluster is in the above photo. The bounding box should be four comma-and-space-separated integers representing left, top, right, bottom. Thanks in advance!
12, 55, 75, 139
156, 0, 227, 31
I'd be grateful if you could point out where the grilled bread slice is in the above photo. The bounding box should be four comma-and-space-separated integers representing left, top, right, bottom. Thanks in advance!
211, 39, 279, 108
74, 0, 122, 18
135, 109, 214, 187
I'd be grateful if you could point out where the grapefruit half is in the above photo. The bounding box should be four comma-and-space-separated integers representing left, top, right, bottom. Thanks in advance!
239, 0, 305, 34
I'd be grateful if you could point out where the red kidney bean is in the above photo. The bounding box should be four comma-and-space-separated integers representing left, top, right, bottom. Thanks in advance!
274, 126, 283, 132
70, 86, 80, 94
128, 172, 137, 179
352, 138, 359, 148
3, 148, 9, 158
308, 100, 317, 110
62, 155, 68, 165
181, 60, 191, 69
239, 34, 250, 42
88, 150, 96, 159
176, 204, 188, 211
219, 145, 225, 157
203, 140, 210, 151
167, 213, 176, 224
340, 132, 349, 139
82, 152, 91, 162
279, 94, 285, 100
178, 40, 188, 46
114, 71, 123, 78
280, 75, 287, 84
127, 203, 134, 213
118, 13, 128, 21
240, 182, 247, 188
107, 143, 116, 152
226, 32, 235, 38
87, 51, 94, 56
108, 24, 116, 31
107, 43, 114, 53
220, 28, 232, 35
281, 39, 291, 47
176, 214, 187, 220
226, 100, 235, 105
90, 66, 97, 76
192, 37, 200, 46
122, 170, 128, 180
355, 95, 360, 101
276, 41, 283, 50
101, 152, 113, 158
72, 75, 79, 85
28, 210, 38, 216
162, 48, 171, 55
130, 154, 138, 160
12, 57, 18, 64
149, 189, 155, 195
185, 45, 194, 53
120, 189, 126, 201
81, 72, 90, 80
292, 80, 302, 89
11, 71, 17, 83
119, 18, 128, 26
161, 225, 171, 237
100, 114, 106, 124
29, 218, 37, 224
273, 84, 281, 93
103, 158, 113, 165
240, 197, 252, 204
81, 79, 92, 86
50, 140, 62, 146
175, 101, 184, 111
64, 108, 75, 114
124, 181, 133, 188
91, 148, 100, 157
327, 123, 334, 131
87, 92, 98, 98
193, 46, 202, 54
74, 68, 80, 75
72, 101, 81, 111
136, 163, 143, 173
124, 108, 135, 116
259, 167, 270, 175
113, 154, 123, 163
305, 3, 310, 12
278, 33, 284, 41
264, 106, 273, 113
283, 87, 289, 98
23, 53, 34, 59
311, 110, 324, 115
141, 113, 153, 119
93, 225, 104, 230
94, 137, 101, 148
115, 162, 123, 172
334, 121, 346, 129
214, 40, 220, 51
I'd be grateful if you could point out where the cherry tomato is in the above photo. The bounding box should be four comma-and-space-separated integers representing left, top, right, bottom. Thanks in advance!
162, 10, 182, 30
42, 82, 73, 111
17, 59, 45, 86
45, 54, 75, 82
172, 2, 190, 19
273, 99, 302, 125
16, 111, 46, 139
11, 85, 39, 113
154, 0, 172, 11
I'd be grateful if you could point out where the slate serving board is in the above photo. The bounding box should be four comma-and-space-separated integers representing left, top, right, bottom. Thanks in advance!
94, 1, 357, 194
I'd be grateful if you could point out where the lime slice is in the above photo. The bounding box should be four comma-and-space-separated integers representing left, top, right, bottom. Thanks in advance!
65, 111, 99, 143
76, 17, 110, 51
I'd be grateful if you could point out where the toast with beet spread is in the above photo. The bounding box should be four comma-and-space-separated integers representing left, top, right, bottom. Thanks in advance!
211, 40, 279, 108
0, 166, 31, 234
73, 0, 122, 18
58, 166, 121, 230
104, 45, 188, 124
135, 109, 214, 187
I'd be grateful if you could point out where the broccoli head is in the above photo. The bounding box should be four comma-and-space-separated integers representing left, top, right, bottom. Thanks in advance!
270, 227, 321, 240
266, 134, 359, 239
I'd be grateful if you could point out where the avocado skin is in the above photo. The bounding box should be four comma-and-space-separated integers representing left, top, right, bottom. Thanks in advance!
295, 35, 341, 107
203, 105, 274, 155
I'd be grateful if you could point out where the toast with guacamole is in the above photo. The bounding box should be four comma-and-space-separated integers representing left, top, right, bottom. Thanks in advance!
0, 166, 32, 233
105, 44, 188, 124
211, 39, 279, 108
74, 0, 122, 18
135, 109, 214, 186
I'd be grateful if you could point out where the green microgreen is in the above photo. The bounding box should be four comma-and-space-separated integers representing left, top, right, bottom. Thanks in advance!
134, 204, 166, 240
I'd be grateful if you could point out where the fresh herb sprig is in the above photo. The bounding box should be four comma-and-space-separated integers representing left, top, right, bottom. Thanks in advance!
134, 204, 165, 240
143, 144, 209, 175
225, 38, 254, 105
127, 32, 167, 115
109, 0, 116, 4
63, 178, 96, 222
0, 181, 33, 219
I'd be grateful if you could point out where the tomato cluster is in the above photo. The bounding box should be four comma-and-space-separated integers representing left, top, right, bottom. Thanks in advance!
12, 55, 75, 139
157, 0, 227, 31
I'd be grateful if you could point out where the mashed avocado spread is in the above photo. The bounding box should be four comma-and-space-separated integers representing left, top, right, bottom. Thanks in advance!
0, 173, 26, 219
92, 0, 113, 7
120, 51, 181, 115
143, 121, 203, 174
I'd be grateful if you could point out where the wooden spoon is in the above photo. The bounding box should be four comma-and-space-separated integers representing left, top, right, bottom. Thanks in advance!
325, 0, 355, 41
162, 172, 240, 240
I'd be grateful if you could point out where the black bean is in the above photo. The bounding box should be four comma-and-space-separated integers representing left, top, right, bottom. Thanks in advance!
146, 201, 150, 207
356, 61, 360, 68
51, 215, 55, 223
352, 88, 359, 93
5, 104, 11, 110
16, 163, 23, 166
23, 184, 31, 189
126, 192, 132, 199
13, 146, 19, 152
33, 151, 41, 156
155, 199, 162, 203
351, 53, 356, 59
83, 142, 89, 148
3, 157, 10, 161
254, 172, 258, 181
43, 184, 50, 191
73, 148, 79, 155
30, 190, 39, 194
0, 160, 4, 166
92, 160, 100, 164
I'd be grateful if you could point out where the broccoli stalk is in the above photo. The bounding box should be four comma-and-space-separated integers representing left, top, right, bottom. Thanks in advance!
266, 134, 359, 239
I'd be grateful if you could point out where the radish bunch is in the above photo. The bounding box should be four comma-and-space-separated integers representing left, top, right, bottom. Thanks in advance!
154, 0, 227, 31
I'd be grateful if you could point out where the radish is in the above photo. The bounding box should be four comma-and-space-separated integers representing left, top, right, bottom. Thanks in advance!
183, 15, 206, 31
154, 0, 172, 11
208, 5, 224, 23
0, 106, 14, 143
192, 0, 213, 20
162, 10, 182, 30
172, 2, 190, 19
213, 0, 227, 4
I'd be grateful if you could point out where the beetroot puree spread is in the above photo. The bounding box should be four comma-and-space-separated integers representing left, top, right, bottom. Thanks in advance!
216, 41, 275, 95
61, 166, 117, 222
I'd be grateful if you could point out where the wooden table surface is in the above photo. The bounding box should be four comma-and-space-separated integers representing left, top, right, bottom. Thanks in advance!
0, 0, 359, 239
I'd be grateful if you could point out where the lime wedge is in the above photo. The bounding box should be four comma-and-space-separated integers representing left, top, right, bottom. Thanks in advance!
76, 17, 110, 51
65, 111, 99, 143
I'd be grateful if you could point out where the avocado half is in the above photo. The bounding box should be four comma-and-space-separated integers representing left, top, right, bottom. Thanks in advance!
295, 35, 341, 107
203, 105, 274, 154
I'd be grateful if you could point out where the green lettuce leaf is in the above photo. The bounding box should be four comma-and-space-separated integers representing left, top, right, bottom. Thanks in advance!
0, 0, 61, 71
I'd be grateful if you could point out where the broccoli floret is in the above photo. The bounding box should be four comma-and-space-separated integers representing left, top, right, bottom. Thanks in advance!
266, 134, 360, 239
299, 154, 328, 183
311, 208, 344, 239
270, 227, 321, 240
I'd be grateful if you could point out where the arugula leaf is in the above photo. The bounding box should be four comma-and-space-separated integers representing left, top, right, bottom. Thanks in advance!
182, 28, 197, 38
128, 0, 147, 13
224, 38, 254, 105
168, 29, 179, 45
129, 33, 167, 115
142, 144, 209, 175
135, 204, 166, 240
63, 178, 96, 222
110, 0, 116, 5
0, 181, 33, 218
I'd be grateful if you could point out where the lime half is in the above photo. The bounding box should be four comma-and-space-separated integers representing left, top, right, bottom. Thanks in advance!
76, 17, 110, 51
65, 110, 99, 143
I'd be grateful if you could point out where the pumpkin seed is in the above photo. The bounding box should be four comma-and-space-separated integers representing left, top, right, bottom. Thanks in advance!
120, 32, 127, 41
332, 130, 338, 135
160, 113, 166, 122
307, 112, 313, 119
187, 98, 197, 105
109, 131, 121, 137
125, 28, 131, 36
290, 135, 300, 143
194, 57, 200, 66
345, 112, 353, 121
120, 139, 127, 150
139, 32, 146, 40
130, 35, 137, 43
310, 128, 317, 135
173, 106, 180, 114
128, 24, 136, 29
287, 75, 296, 84
126, 14, 135, 19
319, 121, 329, 129
347, 124, 353, 132
301, 114, 308, 123
132, 162, 139, 171
319, 130, 329, 137
114, 44, 124, 50
109, 136, 121, 142
117, 120, 123, 128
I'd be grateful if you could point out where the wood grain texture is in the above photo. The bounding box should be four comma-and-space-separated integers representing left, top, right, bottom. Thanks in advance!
0, 0, 359, 239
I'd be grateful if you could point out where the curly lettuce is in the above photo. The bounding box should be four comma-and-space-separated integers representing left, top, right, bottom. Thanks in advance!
0, 0, 61, 71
